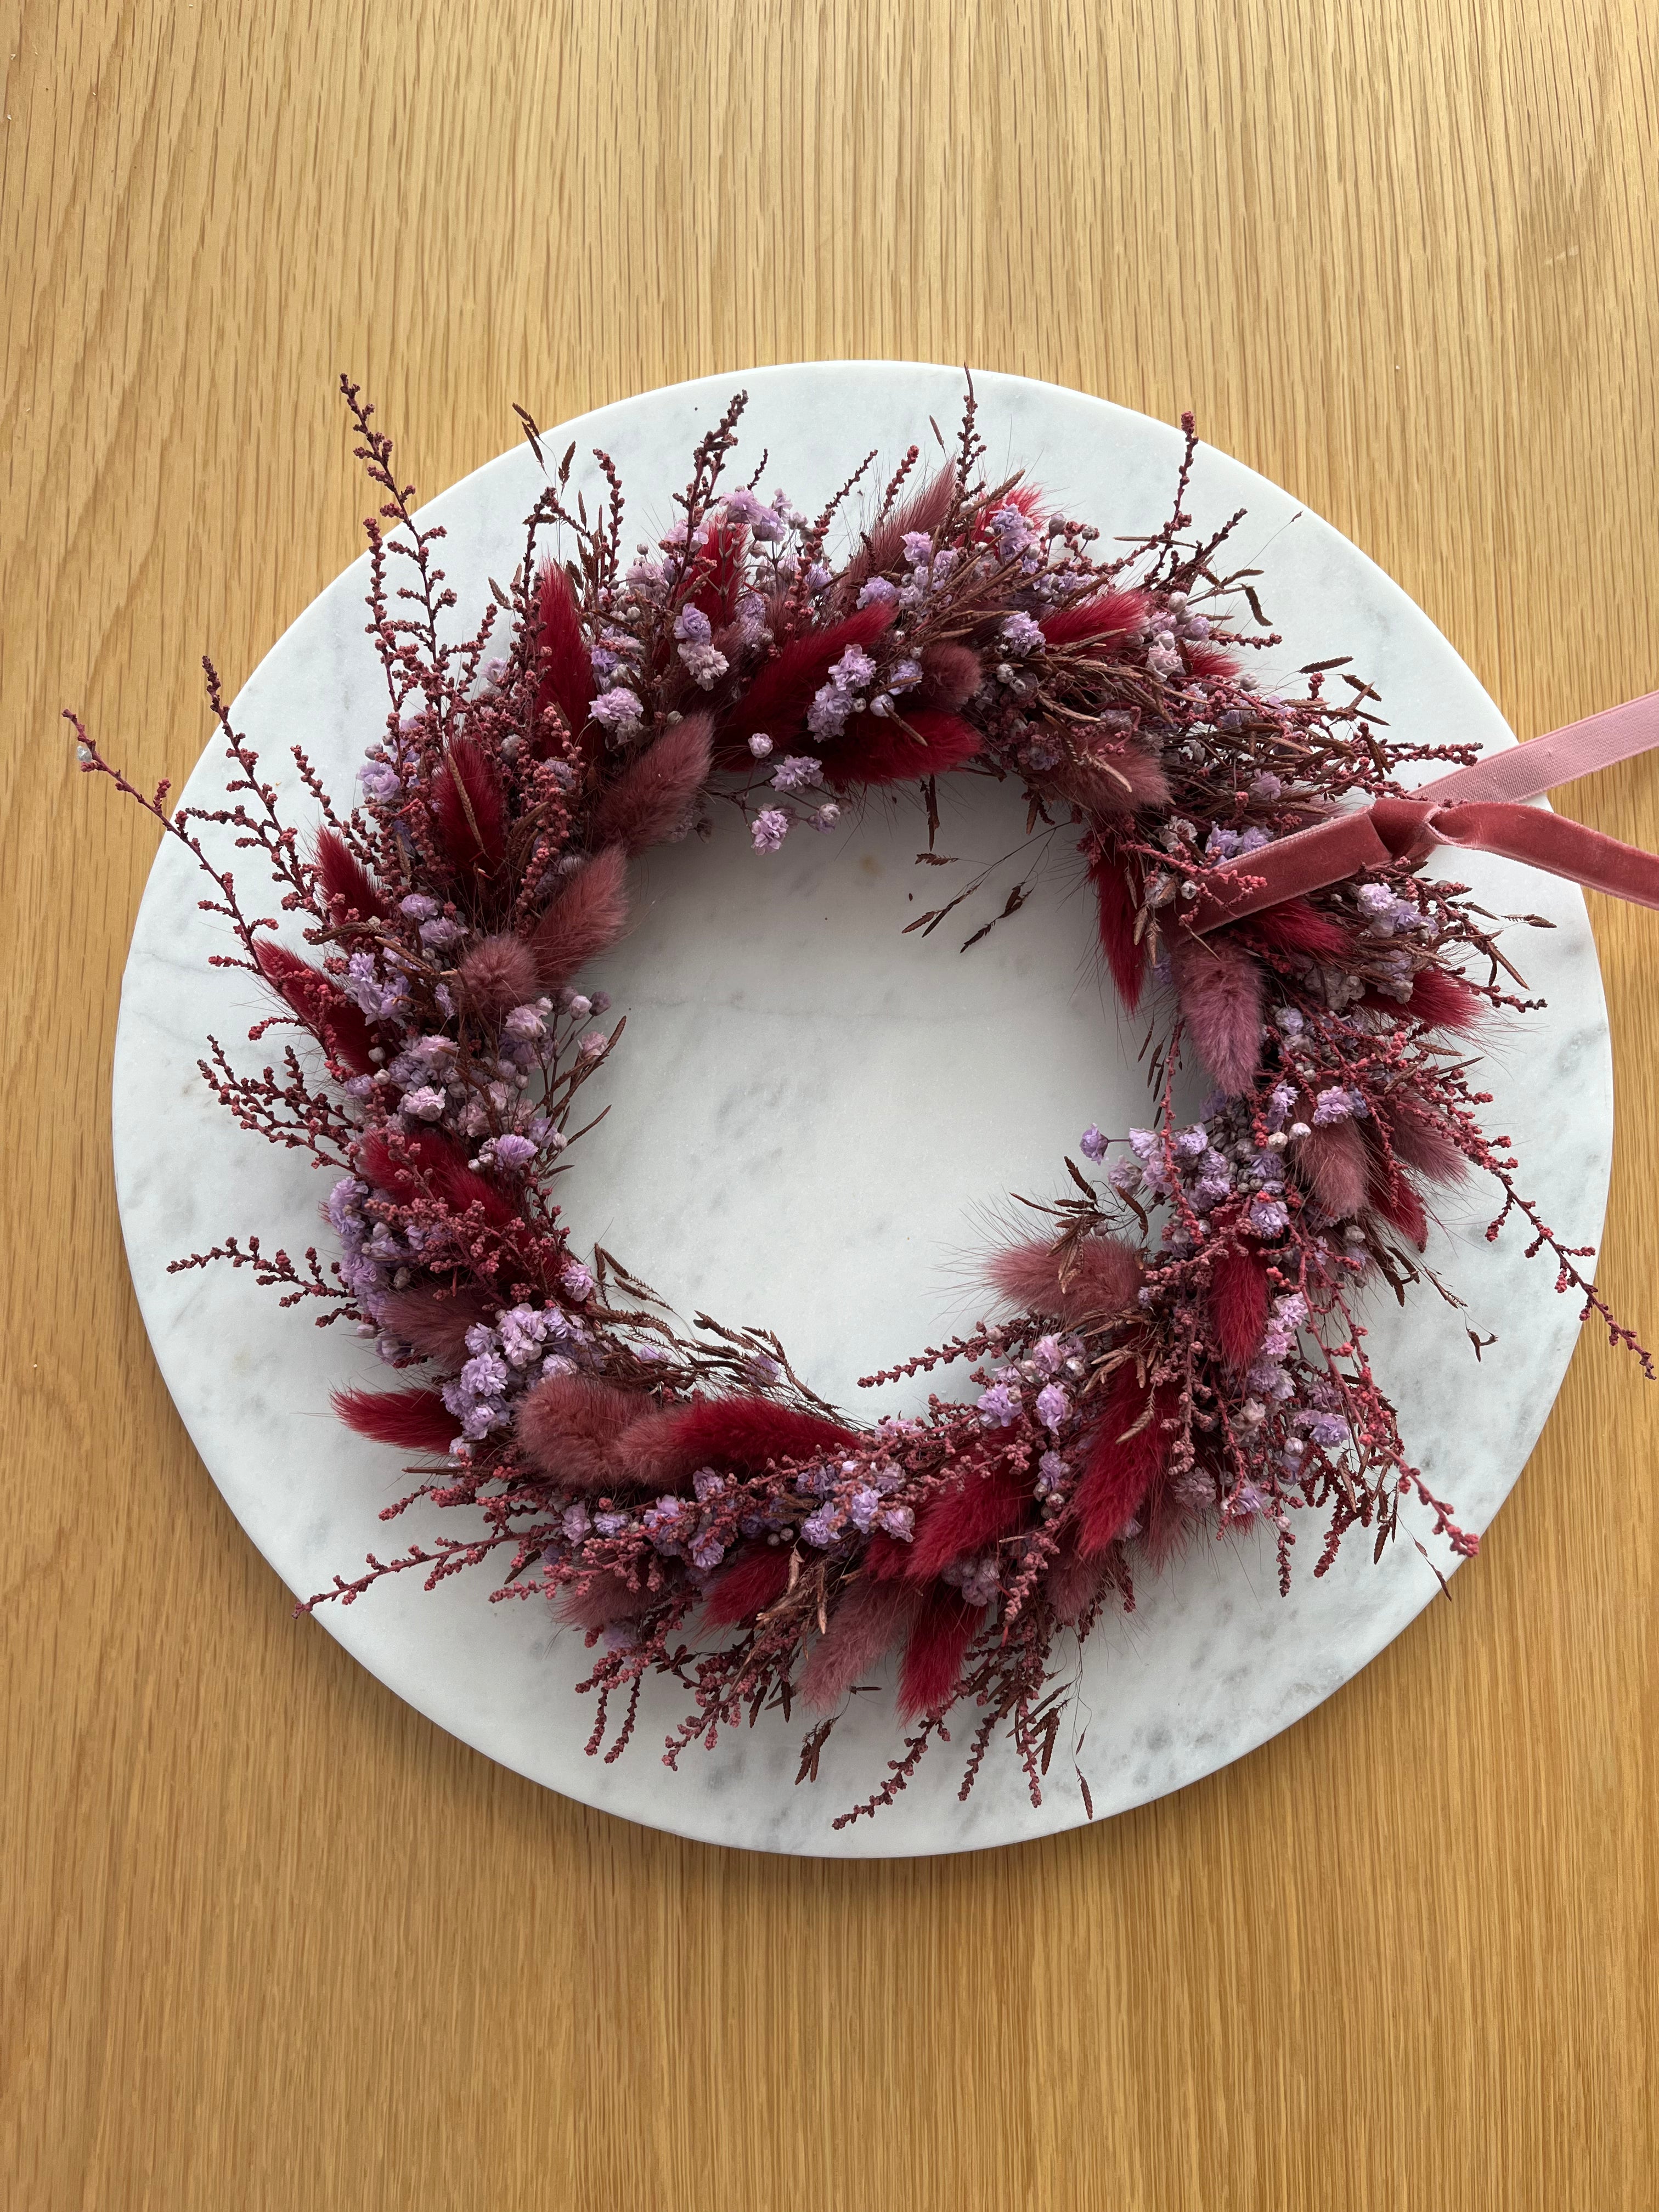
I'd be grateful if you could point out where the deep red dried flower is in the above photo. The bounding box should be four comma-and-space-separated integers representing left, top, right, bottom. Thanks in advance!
702, 1544, 795, 1627
254, 939, 376, 1074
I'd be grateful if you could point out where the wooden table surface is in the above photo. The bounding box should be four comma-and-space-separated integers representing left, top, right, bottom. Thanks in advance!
5, 4, 1656, 2205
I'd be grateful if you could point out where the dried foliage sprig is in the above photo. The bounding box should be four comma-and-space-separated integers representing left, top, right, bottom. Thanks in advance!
81, 380, 1645, 1825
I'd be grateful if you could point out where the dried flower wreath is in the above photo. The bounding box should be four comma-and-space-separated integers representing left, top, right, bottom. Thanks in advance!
81, 380, 1659, 1827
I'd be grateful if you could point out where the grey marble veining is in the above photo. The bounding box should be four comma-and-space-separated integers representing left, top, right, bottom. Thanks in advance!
111, 364, 1613, 1857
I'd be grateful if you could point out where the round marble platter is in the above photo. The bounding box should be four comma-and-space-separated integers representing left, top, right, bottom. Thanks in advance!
112, 364, 1611, 1858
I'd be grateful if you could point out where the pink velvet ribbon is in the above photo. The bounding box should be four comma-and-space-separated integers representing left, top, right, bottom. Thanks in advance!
1188, 689, 1659, 934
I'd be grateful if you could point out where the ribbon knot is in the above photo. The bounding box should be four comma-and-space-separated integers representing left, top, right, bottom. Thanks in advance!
1188, 689, 1659, 935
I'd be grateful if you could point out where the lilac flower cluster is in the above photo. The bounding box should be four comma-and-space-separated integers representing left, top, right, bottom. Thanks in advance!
1107, 1108, 1293, 1251
440, 1305, 592, 1449
674, 605, 729, 689
976, 1332, 1084, 1452
328, 1174, 399, 1327
807, 644, 878, 741
563, 1427, 923, 1590
793, 1427, 919, 1551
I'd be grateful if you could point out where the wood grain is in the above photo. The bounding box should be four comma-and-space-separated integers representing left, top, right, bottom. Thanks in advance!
4, 3, 1656, 2204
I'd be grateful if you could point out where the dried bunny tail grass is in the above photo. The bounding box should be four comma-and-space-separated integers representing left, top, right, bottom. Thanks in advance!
1209, 1247, 1270, 1370
986, 1232, 1142, 1327
314, 827, 391, 922
897, 1589, 984, 1722
253, 938, 376, 1073
377, 1285, 498, 1365
1045, 1537, 1110, 1628
800, 1579, 919, 1708
1089, 848, 1148, 1011
906, 1456, 1027, 1580
530, 845, 629, 988
610, 1395, 861, 1491
1290, 1117, 1370, 1218
1075, 1375, 1181, 1558
516, 1374, 645, 1487
820, 707, 980, 789
1039, 589, 1149, 648
916, 642, 983, 710
589, 713, 712, 853
332, 1385, 458, 1454
534, 559, 596, 747
458, 933, 539, 1018
702, 1544, 794, 1627
1407, 964, 1485, 1032
719, 603, 895, 749
1169, 933, 1264, 1096
1382, 1101, 1471, 1185
1046, 741, 1170, 818
556, 1571, 647, 1631
844, 467, 957, 585
432, 737, 506, 871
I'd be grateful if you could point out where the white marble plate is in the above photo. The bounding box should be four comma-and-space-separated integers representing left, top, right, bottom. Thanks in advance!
112, 364, 1611, 1857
